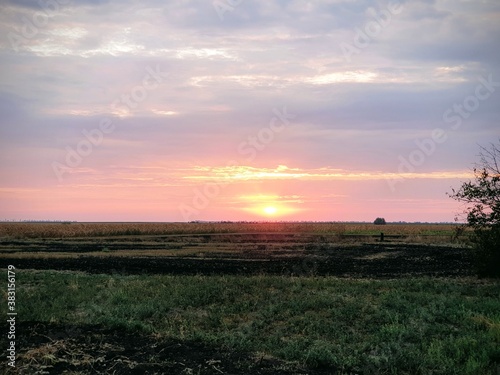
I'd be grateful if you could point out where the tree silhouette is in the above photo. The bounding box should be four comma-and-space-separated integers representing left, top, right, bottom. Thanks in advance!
449, 140, 500, 277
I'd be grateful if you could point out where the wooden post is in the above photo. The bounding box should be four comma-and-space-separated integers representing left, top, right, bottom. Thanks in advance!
380, 232, 384, 242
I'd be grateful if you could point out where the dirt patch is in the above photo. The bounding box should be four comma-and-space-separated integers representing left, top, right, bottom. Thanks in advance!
1, 322, 332, 375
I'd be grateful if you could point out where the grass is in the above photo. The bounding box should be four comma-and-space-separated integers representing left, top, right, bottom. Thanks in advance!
3, 269, 499, 374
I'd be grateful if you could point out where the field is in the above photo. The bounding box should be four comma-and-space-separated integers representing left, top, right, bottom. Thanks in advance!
1, 222, 499, 374
0, 221, 469, 238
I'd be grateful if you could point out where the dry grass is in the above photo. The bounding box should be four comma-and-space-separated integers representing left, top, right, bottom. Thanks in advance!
0, 222, 467, 239
471, 315, 500, 340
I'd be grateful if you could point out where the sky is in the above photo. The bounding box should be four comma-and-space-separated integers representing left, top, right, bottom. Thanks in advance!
0, 0, 499, 222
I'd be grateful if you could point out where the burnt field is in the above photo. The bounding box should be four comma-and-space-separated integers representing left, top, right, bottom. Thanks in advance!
13, 321, 335, 375
0, 231, 472, 278
2, 223, 499, 375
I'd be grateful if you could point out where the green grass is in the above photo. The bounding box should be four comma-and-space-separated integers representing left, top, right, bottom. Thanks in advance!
2, 270, 500, 374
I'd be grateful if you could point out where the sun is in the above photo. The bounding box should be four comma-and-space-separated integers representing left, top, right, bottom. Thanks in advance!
243, 202, 301, 218
263, 206, 278, 215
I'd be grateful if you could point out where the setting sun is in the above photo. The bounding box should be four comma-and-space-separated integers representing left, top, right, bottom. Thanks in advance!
243, 201, 301, 219
263, 206, 277, 215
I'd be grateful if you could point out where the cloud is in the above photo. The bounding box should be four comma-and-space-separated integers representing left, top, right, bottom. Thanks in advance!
180, 164, 472, 182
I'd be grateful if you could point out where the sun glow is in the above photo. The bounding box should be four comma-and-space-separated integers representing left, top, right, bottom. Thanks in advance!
242, 197, 302, 218
263, 206, 277, 215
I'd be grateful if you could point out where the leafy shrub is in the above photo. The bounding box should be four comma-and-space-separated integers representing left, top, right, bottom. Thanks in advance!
471, 225, 500, 277
374, 218, 386, 225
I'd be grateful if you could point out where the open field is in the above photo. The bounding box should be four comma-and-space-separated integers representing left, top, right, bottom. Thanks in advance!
1, 222, 499, 374
0, 223, 472, 278
0, 222, 469, 238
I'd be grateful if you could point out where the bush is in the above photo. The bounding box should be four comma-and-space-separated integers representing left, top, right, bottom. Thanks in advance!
471, 226, 500, 277
374, 218, 386, 225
